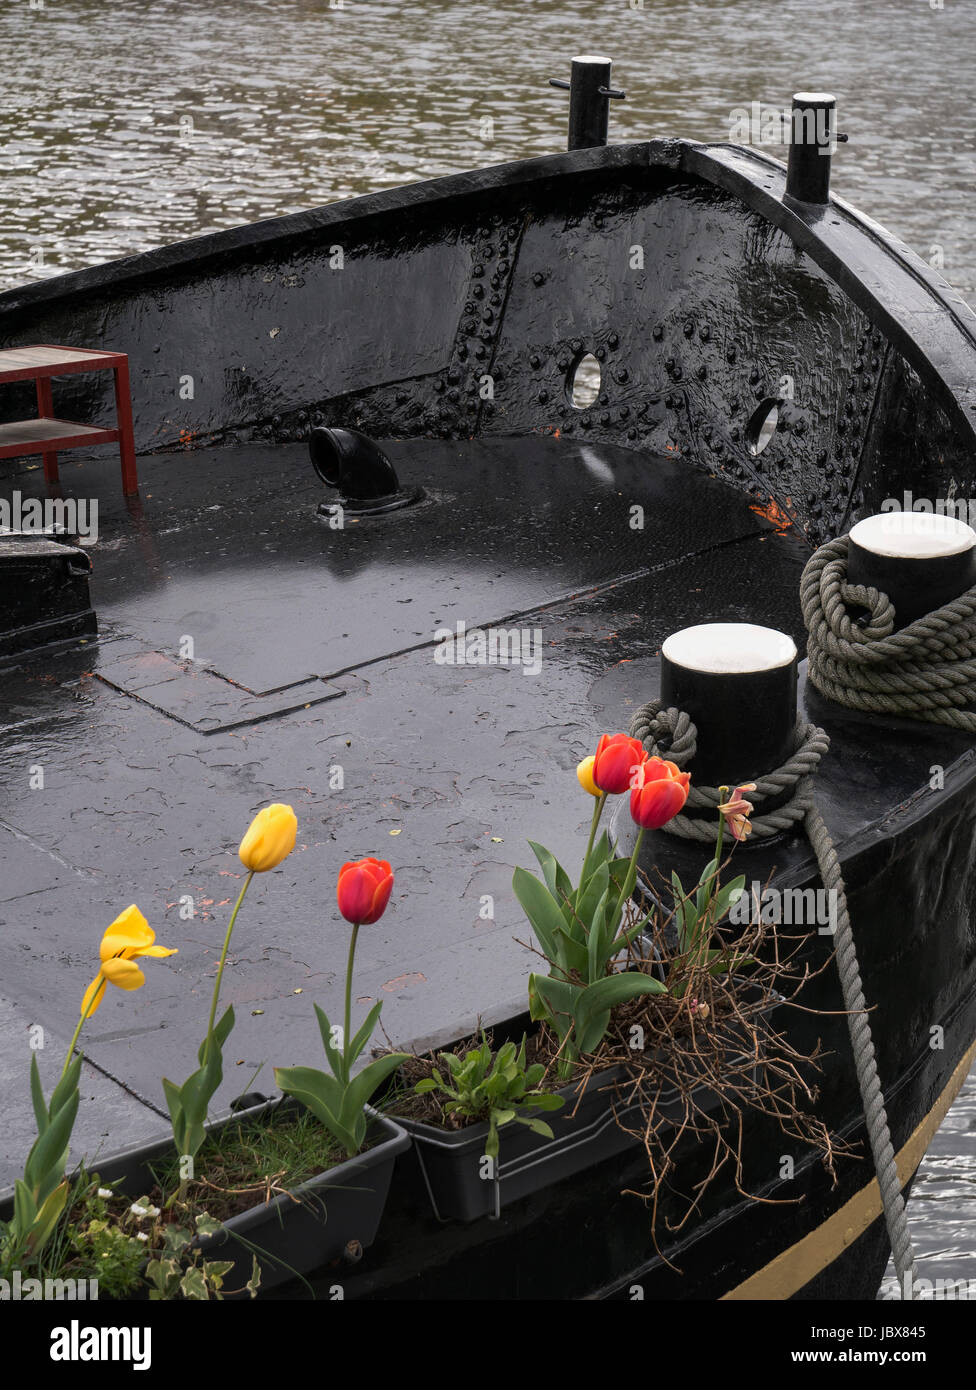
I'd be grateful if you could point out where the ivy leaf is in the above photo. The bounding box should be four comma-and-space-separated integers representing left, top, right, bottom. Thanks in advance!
179, 1265, 210, 1300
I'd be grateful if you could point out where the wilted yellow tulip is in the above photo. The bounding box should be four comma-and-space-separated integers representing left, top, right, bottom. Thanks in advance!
80, 905, 177, 1020
576, 756, 600, 798
239, 803, 298, 873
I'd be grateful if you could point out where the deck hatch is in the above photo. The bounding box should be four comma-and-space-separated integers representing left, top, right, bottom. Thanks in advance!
94, 648, 343, 732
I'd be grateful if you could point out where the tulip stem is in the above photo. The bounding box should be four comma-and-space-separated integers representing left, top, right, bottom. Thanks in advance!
714, 795, 726, 877
60, 984, 104, 1082
621, 825, 645, 912
342, 924, 361, 1088
203, 870, 254, 1067
580, 793, 607, 884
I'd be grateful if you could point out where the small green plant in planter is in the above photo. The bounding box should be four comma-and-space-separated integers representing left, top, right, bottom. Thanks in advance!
275, 857, 410, 1157
35, 1176, 252, 1302
414, 1033, 565, 1159
35, 1175, 150, 1299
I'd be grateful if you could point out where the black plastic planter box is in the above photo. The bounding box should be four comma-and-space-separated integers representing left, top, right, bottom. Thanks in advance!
396, 1064, 651, 1222
393, 987, 780, 1223
1, 1098, 409, 1297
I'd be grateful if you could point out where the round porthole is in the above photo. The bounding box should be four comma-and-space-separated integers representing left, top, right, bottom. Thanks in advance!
568, 352, 601, 409
746, 398, 781, 456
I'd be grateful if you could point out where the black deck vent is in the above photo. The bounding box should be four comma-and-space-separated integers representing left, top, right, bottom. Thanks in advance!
309, 427, 423, 517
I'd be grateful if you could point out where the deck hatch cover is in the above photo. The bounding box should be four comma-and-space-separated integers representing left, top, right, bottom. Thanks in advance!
95, 649, 342, 733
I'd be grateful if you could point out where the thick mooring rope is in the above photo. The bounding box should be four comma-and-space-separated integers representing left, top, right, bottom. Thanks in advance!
629, 702, 828, 841
628, 701, 919, 1298
804, 800, 919, 1298
801, 533, 976, 731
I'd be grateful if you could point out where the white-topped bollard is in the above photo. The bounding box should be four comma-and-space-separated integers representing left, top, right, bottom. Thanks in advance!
848, 511, 976, 630
661, 622, 798, 787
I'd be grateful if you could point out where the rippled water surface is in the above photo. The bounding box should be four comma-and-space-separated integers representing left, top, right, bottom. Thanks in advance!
1, 0, 974, 1293
2, 0, 976, 294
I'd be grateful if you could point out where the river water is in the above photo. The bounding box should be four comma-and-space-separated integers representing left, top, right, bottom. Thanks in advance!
1, 0, 974, 1295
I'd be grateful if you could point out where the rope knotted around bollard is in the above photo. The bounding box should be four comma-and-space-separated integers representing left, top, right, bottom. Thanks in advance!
801, 533, 976, 731
628, 700, 829, 841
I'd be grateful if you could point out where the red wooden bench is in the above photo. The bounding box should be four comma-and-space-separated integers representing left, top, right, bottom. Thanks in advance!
0, 344, 138, 496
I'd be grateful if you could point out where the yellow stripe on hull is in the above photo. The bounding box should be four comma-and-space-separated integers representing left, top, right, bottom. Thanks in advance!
721, 1040, 976, 1300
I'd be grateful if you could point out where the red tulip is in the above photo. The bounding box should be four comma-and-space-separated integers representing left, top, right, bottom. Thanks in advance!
630, 757, 691, 829
591, 733, 648, 795
337, 858, 394, 925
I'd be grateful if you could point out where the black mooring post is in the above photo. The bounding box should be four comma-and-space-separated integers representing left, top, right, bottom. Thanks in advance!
660, 623, 798, 788
846, 512, 976, 630
549, 54, 625, 151
785, 91, 847, 205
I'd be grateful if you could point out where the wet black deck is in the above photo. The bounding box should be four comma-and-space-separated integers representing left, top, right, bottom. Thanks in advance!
0, 434, 813, 1181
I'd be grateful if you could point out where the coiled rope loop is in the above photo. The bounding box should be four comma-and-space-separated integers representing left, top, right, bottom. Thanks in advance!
801, 534, 976, 730
628, 700, 829, 841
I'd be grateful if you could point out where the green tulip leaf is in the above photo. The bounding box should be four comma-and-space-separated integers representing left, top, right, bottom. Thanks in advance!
527, 840, 574, 907
313, 1002, 346, 1082
712, 875, 747, 926
29, 1055, 48, 1135
575, 860, 609, 941
196, 1006, 235, 1067
575, 1008, 612, 1056
513, 866, 569, 966
347, 1001, 384, 1070
696, 856, 719, 917
530, 973, 581, 1031
12, 1178, 37, 1240
48, 1054, 83, 1124
574, 972, 668, 1053
586, 885, 612, 985
551, 922, 588, 972
24, 1088, 78, 1194
340, 1052, 412, 1133
161, 1077, 184, 1135
25, 1180, 69, 1256
274, 1065, 345, 1117
578, 830, 613, 902
272, 1066, 357, 1155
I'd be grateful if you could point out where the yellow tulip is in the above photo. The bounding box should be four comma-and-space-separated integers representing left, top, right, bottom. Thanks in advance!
80, 905, 177, 1019
576, 755, 600, 798
239, 803, 298, 873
